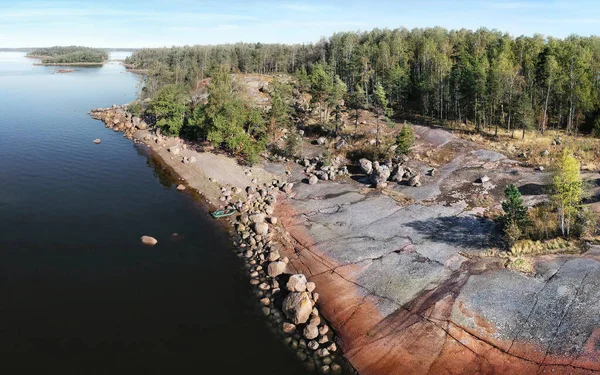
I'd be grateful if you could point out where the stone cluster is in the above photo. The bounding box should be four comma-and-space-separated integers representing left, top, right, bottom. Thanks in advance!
299, 156, 350, 186
230, 179, 344, 374
359, 157, 420, 188
89, 105, 148, 139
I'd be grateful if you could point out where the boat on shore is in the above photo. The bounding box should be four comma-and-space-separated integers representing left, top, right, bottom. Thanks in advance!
210, 208, 236, 219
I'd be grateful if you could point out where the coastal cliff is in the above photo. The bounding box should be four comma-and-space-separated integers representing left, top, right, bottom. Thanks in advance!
90, 105, 600, 375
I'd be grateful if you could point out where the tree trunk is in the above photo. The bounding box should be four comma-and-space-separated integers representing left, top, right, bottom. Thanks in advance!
541, 85, 550, 135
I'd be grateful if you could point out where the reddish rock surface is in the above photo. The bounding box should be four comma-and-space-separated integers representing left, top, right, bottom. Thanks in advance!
275, 196, 600, 375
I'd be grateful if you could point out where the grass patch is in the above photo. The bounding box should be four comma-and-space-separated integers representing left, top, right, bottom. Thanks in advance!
509, 237, 582, 256
506, 257, 535, 273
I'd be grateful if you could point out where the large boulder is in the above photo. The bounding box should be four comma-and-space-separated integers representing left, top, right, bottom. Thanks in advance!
282, 292, 312, 324
267, 261, 287, 277
287, 274, 308, 292
359, 158, 373, 175
308, 175, 318, 185
254, 222, 269, 236
168, 146, 181, 155
249, 213, 266, 224
369, 162, 391, 185
408, 174, 421, 187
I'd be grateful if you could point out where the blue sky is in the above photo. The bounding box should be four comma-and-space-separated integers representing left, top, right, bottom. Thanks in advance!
1, 0, 600, 47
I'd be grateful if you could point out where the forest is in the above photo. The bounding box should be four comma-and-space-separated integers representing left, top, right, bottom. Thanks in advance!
27, 46, 108, 64
126, 27, 600, 137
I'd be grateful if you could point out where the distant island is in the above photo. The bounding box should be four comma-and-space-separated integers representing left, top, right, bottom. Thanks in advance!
26, 46, 108, 65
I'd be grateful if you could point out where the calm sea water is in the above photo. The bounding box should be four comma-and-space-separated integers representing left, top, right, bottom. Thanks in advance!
0, 52, 308, 374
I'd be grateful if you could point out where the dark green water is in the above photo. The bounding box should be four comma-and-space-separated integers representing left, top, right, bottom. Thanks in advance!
0, 52, 308, 374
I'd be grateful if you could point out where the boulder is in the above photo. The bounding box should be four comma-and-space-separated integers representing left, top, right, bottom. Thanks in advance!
391, 165, 404, 182
359, 158, 373, 175
249, 213, 266, 224
303, 324, 319, 340
316, 137, 327, 145
282, 322, 296, 334
140, 236, 158, 246
369, 162, 391, 185
408, 174, 421, 187
93, 138, 101, 144
168, 146, 180, 155
176, 184, 185, 191
267, 261, 287, 277
287, 274, 308, 292
477, 175, 490, 183
282, 182, 294, 194
282, 292, 312, 324
308, 175, 318, 185
540, 149, 550, 157
254, 222, 269, 236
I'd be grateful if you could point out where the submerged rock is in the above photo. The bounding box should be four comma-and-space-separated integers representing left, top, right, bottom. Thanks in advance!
176, 184, 185, 191
140, 235, 158, 246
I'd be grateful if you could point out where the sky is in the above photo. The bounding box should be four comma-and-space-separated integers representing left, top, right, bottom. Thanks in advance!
1, 0, 600, 48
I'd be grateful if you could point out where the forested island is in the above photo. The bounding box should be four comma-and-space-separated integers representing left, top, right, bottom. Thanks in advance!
27, 46, 108, 65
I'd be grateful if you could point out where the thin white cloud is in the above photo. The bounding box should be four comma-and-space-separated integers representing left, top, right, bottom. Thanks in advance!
485, 1, 545, 9
280, 3, 332, 12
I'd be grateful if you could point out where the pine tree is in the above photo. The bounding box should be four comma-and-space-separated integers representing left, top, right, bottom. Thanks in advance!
372, 82, 391, 146
501, 184, 530, 245
395, 123, 414, 155
501, 184, 530, 227
553, 148, 583, 237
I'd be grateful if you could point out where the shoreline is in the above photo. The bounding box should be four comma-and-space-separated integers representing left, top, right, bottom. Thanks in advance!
89, 103, 600, 375
89, 105, 356, 374
33, 61, 105, 66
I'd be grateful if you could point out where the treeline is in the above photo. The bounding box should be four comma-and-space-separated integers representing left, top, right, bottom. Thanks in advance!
126, 27, 600, 136
27, 46, 108, 63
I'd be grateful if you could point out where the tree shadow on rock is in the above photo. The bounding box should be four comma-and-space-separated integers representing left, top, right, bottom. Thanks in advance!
405, 215, 501, 249
518, 183, 548, 196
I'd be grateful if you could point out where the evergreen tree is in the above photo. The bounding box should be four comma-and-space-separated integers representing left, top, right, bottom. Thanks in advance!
347, 84, 367, 136
372, 82, 391, 146
501, 184, 530, 227
395, 123, 414, 155
501, 184, 530, 245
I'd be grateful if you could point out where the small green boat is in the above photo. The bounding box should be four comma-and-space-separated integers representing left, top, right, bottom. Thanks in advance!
210, 208, 237, 219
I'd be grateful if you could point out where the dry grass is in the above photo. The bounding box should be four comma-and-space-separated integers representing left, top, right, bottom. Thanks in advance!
506, 257, 536, 274
509, 237, 578, 256
449, 123, 600, 170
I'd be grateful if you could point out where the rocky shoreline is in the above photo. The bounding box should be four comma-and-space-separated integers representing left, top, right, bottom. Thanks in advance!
89, 104, 355, 374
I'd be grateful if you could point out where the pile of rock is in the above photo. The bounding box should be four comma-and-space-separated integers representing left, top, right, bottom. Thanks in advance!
89, 104, 149, 139
300, 156, 350, 185
359, 158, 421, 187
231, 179, 344, 374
